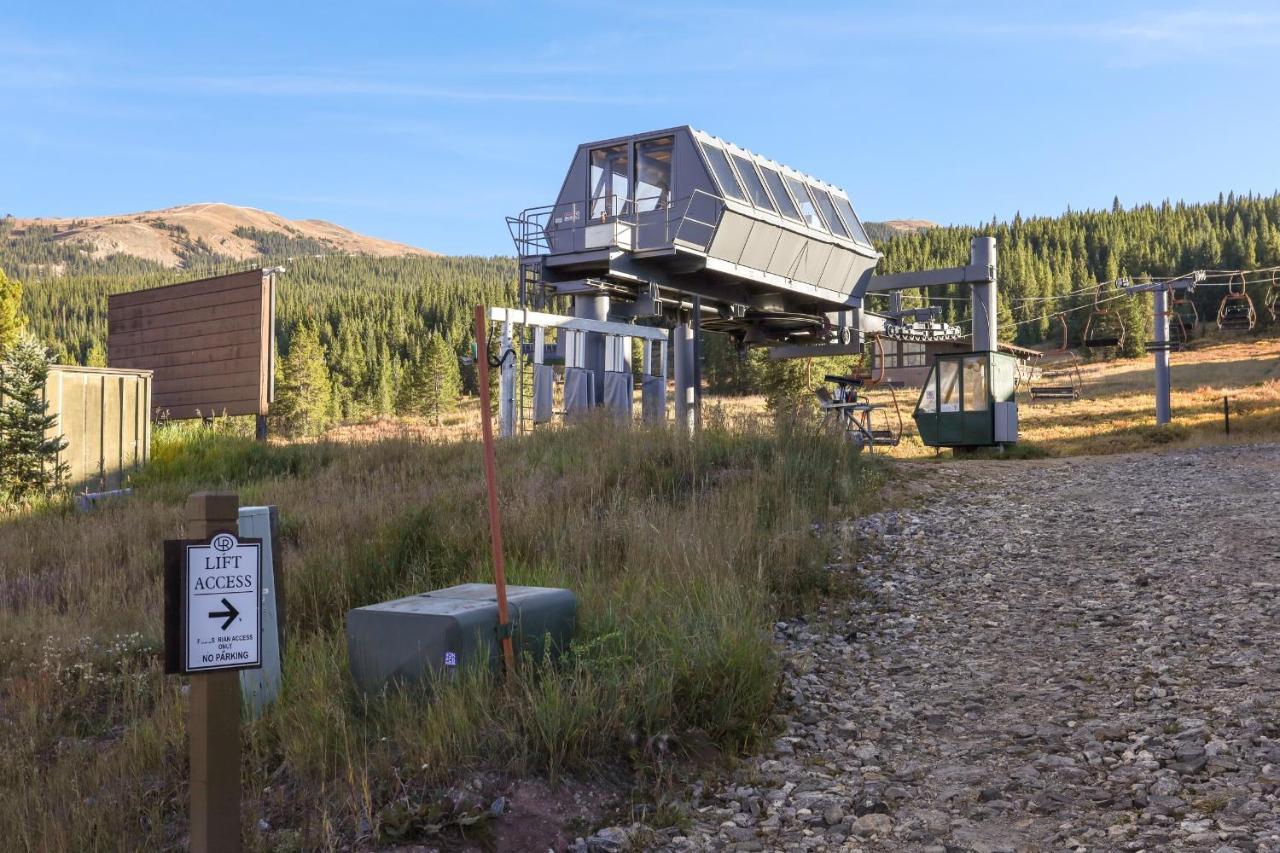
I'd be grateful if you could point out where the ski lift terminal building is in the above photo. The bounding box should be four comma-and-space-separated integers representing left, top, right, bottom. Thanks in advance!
505, 125, 1016, 448
509, 126, 886, 349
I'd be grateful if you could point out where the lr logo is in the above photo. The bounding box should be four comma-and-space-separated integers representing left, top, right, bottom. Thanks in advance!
212, 533, 236, 552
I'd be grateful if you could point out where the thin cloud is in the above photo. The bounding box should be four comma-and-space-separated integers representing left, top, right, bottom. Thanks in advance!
612, 2, 1280, 62
0, 58, 663, 106
161, 72, 658, 104
1079, 8, 1280, 45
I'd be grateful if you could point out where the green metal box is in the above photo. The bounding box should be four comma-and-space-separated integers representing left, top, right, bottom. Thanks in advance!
345, 583, 577, 693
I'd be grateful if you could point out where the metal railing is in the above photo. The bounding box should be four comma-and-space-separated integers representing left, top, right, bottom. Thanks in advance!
507, 191, 726, 257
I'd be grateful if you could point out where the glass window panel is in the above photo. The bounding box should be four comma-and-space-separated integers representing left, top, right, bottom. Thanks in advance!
811, 188, 851, 239
589, 144, 629, 219
991, 356, 1017, 401
634, 136, 673, 213
701, 143, 746, 201
938, 360, 961, 412
963, 356, 989, 411
903, 341, 927, 367
784, 175, 825, 230
760, 167, 800, 220
918, 366, 938, 413
729, 154, 774, 211
832, 195, 872, 245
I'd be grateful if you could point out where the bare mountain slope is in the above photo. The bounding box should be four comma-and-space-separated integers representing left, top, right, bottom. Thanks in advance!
878, 218, 938, 232
10, 203, 433, 268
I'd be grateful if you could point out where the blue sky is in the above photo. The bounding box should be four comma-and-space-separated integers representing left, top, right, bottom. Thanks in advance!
3, 1, 1279, 255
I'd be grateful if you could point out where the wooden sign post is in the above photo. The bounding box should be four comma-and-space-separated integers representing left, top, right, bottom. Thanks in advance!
165, 491, 263, 853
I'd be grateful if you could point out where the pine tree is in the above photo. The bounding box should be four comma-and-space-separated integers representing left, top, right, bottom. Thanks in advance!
758, 355, 812, 420
271, 322, 332, 437
1118, 292, 1151, 359
996, 293, 1017, 343
398, 335, 461, 424
374, 345, 395, 416
0, 333, 69, 503
85, 341, 108, 367
0, 267, 22, 352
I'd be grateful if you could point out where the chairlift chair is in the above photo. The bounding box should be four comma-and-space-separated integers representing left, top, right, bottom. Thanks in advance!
1216, 272, 1257, 333
1029, 363, 1083, 401
1264, 273, 1279, 322
816, 369, 902, 453
1169, 285, 1200, 344
1151, 283, 1190, 353
1082, 284, 1126, 352
1029, 315, 1083, 402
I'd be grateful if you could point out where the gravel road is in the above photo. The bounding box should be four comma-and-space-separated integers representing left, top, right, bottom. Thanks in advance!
648, 444, 1280, 852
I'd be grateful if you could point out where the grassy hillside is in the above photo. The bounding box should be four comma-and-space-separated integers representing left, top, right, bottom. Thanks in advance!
704, 335, 1280, 459
0, 418, 881, 849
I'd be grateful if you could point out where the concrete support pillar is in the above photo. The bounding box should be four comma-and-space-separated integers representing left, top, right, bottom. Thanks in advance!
1154, 287, 1171, 426
672, 323, 696, 435
574, 295, 609, 405
970, 236, 998, 352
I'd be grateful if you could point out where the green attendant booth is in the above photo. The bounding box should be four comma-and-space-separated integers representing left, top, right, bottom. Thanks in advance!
914, 350, 1020, 449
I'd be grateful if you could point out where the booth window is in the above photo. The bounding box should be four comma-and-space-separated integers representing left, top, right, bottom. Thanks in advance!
701, 143, 746, 202
963, 356, 989, 411
811, 188, 851, 240
590, 144, 630, 219
832, 195, 872, 246
784, 175, 825, 230
634, 136, 673, 213
918, 371, 938, 413
760, 166, 801, 220
938, 359, 961, 412
730, 154, 775, 212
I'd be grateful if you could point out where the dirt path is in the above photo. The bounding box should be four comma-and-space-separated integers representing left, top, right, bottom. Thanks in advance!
658, 444, 1280, 852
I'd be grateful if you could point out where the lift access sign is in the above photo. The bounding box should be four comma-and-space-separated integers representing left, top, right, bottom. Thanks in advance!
181, 532, 263, 673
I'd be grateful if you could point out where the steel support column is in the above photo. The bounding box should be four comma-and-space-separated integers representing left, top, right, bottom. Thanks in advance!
573, 295, 609, 405
499, 317, 515, 437
1153, 286, 1171, 425
691, 295, 702, 432
672, 322, 696, 435
970, 236, 998, 352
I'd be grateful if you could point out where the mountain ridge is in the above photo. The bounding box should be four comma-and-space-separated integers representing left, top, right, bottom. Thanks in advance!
7, 202, 434, 269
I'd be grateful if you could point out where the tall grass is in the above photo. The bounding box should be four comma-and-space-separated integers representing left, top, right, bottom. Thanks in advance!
0, 417, 881, 850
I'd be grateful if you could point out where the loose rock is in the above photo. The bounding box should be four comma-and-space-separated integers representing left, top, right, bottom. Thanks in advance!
657, 445, 1280, 851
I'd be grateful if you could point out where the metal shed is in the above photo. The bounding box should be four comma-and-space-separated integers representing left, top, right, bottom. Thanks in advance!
509, 126, 881, 349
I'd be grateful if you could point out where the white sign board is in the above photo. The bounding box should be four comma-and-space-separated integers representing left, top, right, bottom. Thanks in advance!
184, 532, 262, 672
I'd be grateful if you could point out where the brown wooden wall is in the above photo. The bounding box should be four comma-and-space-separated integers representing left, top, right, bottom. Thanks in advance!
108, 269, 275, 420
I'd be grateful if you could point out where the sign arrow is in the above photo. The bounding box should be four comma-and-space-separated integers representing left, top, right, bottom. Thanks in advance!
208, 598, 240, 631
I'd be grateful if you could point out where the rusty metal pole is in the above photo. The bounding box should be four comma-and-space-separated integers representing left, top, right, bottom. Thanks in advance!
474, 306, 517, 673
186, 491, 242, 853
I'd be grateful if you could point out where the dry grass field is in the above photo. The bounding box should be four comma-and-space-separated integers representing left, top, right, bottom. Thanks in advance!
938, 334, 1279, 458
0, 418, 881, 850
705, 334, 1280, 460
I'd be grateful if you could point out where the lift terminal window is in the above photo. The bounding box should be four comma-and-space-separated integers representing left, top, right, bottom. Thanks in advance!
634, 136, 673, 213
590, 144, 630, 219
